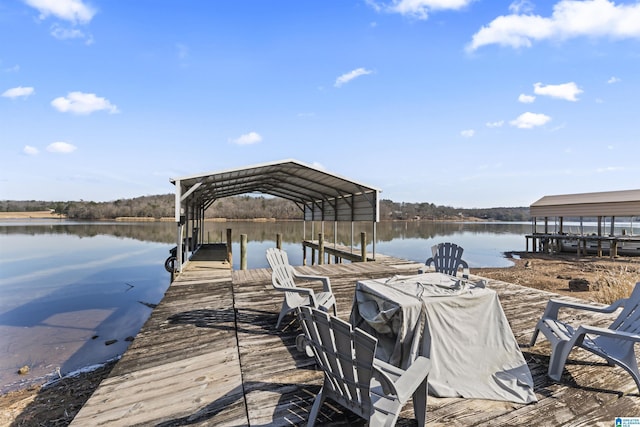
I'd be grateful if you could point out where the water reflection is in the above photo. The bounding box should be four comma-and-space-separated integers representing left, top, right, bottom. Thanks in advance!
0, 220, 532, 245
198, 220, 531, 269
0, 229, 170, 393
0, 221, 176, 243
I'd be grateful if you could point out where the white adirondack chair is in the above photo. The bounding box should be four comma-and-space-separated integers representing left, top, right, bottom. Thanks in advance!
530, 282, 640, 393
419, 242, 469, 278
297, 306, 431, 426
266, 247, 337, 329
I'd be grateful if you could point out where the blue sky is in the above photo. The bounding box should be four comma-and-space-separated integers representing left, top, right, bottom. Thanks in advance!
1, 0, 639, 208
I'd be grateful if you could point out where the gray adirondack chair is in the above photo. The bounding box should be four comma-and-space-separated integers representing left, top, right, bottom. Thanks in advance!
266, 247, 337, 329
419, 242, 469, 278
530, 282, 640, 393
297, 306, 431, 426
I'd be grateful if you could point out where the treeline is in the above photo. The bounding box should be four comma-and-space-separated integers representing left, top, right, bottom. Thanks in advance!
1, 195, 530, 221
1, 195, 176, 220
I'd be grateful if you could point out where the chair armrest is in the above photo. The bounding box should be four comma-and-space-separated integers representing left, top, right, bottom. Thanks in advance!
576, 324, 640, 342
274, 283, 321, 307
542, 297, 626, 320
292, 272, 333, 293
372, 359, 401, 398
271, 283, 317, 303
395, 356, 431, 403
373, 356, 431, 403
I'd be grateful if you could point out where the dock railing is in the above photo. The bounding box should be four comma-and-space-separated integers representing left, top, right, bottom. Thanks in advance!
301, 232, 370, 265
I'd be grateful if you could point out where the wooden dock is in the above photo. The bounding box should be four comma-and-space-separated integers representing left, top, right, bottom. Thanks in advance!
525, 233, 640, 258
71, 252, 640, 426
302, 239, 373, 264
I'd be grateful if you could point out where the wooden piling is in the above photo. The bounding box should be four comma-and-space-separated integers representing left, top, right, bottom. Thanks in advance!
226, 228, 233, 267
240, 234, 247, 270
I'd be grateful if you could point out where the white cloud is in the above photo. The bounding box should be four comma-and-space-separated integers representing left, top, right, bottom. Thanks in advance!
24, 0, 96, 24
467, 0, 640, 51
47, 141, 77, 153
518, 93, 535, 103
607, 76, 621, 84
461, 129, 475, 137
509, 0, 534, 14
596, 166, 624, 173
50, 24, 86, 40
2, 86, 35, 99
368, 0, 473, 20
510, 112, 551, 128
334, 68, 372, 88
534, 82, 582, 101
486, 120, 504, 128
51, 91, 119, 115
230, 132, 262, 145
23, 145, 39, 155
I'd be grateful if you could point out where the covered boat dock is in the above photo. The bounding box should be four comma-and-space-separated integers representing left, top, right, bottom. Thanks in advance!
526, 189, 640, 257
169, 159, 381, 272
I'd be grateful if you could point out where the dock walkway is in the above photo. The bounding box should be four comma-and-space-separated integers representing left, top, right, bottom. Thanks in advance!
72, 254, 640, 426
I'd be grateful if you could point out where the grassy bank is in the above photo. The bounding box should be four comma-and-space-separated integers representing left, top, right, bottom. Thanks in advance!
0, 211, 65, 219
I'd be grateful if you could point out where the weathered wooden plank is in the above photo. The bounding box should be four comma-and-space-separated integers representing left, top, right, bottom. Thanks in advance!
73, 349, 246, 426
71, 261, 249, 427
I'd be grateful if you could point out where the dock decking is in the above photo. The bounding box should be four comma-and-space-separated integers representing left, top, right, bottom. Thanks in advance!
71, 253, 640, 426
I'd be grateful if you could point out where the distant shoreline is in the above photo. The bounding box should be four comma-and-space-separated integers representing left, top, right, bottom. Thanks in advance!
0, 212, 488, 223
0, 211, 65, 219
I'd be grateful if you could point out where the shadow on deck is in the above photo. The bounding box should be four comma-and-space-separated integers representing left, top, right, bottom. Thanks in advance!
70, 257, 640, 426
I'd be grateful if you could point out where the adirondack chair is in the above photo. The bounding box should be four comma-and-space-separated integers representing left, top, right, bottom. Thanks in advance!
419, 242, 469, 278
530, 282, 640, 393
266, 247, 337, 329
297, 306, 431, 426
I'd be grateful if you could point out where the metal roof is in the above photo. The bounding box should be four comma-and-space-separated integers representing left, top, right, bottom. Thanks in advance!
530, 189, 640, 217
170, 159, 380, 222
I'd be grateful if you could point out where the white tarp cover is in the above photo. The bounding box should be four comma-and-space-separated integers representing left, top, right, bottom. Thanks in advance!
350, 273, 537, 404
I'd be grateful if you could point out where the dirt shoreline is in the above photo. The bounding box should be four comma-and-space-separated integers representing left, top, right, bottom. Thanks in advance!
2, 251, 639, 426
0, 360, 117, 427
0, 211, 65, 220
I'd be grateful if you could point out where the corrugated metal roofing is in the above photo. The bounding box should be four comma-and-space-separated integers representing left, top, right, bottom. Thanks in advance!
170, 159, 380, 222
530, 189, 640, 217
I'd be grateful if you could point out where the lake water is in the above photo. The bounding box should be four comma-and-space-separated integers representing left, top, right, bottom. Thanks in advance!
0, 219, 533, 393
